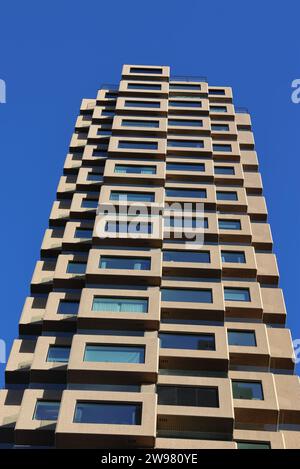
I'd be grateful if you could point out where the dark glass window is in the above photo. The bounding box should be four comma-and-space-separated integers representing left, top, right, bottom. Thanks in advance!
161, 288, 212, 303
232, 381, 263, 400
57, 300, 79, 315
210, 106, 227, 113
213, 144, 232, 152
118, 140, 158, 150
169, 100, 202, 108
130, 67, 162, 74
165, 188, 206, 198
110, 191, 155, 202
66, 262, 86, 274
115, 164, 156, 174
168, 119, 203, 127
211, 124, 229, 131
159, 333, 215, 350
228, 330, 256, 347
217, 191, 238, 201
169, 84, 201, 90
81, 199, 98, 208
47, 346, 71, 363
105, 221, 152, 234
87, 173, 102, 181
237, 441, 270, 449
167, 140, 204, 148
221, 251, 246, 263
209, 89, 225, 95
166, 163, 205, 172
74, 402, 142, 425
74, 228, 93, 239
214, 166, 235, 175
124, 100, 160, 108
224, 288, 250, 302
164, 217, 208, 229
157, 385, 219, 407
99, 256, 151, 270
218, 219, 241, 230
163, 250, 210, 263
121, 119, 159, 128
33, 401, 60, 421
127, 83, 161, 90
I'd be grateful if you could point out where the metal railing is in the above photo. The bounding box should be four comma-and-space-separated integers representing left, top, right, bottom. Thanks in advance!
170, 75, 208, 83
100, 83, 119, 90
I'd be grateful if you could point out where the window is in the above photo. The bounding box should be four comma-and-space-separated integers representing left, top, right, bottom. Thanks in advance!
74, 228, 93, 239
33, 401, 60, 421
168, 119, 203, 127
121, 119, 159, 128
97, 129, 112, 136
127, 83, 161, 90
214, 166, 235, 175
87, 173, 102, 181
232, 381, 263, 400
161, 288, 212, 303
81, 199, 98, 208
101, 111, 114, 117
165, 188, 207, 198
218, 219, 241, 230
47, 346, 71, 363
105, 221, 152, 234
167, 140, 204, 148
99, 256, 151, 270
92, 297, 148, 313
118, 140, 158, 150
221, 251, 246, 263
115, 164, 156, 175
169, 84, 201, 90
163, 250, 210, 263
228, 330, 256, 347
74, 402, 142, 425
157, 385, 219, 407
130, 67, 162, 74
213, 144, 232, 152
224, 288, 250, 302
237, 441, 270, 449
159, 333, 215, 350
110, 191, 155, 202
92, 149, 107, 156
124, 100, 160, 108
84, 345, 145, 363
209, 89, 225, 95
210, 106, 227, 113
166, 163, 205, 172
211, 124, 229, 131
66, 262, 86, 274
216, 191, 238, 201
57, 300, 79, 315
164, 217, 208, 229
169, 100, 202, 108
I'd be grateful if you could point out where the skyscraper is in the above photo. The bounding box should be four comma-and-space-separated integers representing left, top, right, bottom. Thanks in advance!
0, 64, 299, 449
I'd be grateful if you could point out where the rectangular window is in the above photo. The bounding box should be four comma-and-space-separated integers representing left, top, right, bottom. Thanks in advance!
159, 333, 215, 350
217, 191, 238, 201
224, 288, 250, 302
209, 89, 225, 95
33, 401, 60, 421
84, 345, 145, 364
57, 300, 79, 315
169, 100, 202, 108
105, 221, 152, 234
163, 250, 210, 263
164, 217, 208, 229
157, 385, 219, 407
161, 288, 212, 303
168, 119, 203, 127
165, 188, 206, 198
210, 106, 227, 113
101, 111, 114, 117
127, 83, 161, 90
47, 346, 71, 363
213, 144, 232, 152
166, 163, 205, 172
232, 381, 263, 400
74, 228, 93, 239
211, 124, 229, 131
99, 256, 151, 270
124, 100, 160, 108
130, 67, 162, 74
92, 297, 148, 313
74, 402, 141, 425
66, 262, 86, 274
81, 199, 98, 208
218, 219, 241, 230
92, 149, 107, 156
221, 251, 246, 263
169, 84, 201, 90
97, 129, 112, 136
118, 140, 158, 150
115, 164, 156, 175
121, 119, 159, 128
87, 173, 102, 181
237, 441, 270, 449
110, 191, 155, 202
214, 166, 235, 175
228, 330, 256, 347
167, 140, 204, 148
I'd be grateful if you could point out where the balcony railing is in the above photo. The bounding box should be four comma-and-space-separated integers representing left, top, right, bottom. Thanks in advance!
100, 83, 119, 90
170, 75, 208, 83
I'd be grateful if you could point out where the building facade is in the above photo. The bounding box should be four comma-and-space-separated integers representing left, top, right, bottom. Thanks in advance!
0, 64, 300, 449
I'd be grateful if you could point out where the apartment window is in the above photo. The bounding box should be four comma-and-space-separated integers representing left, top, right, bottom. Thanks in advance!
99, 256, 151, 270
157, 385, 219, 407
105, 92, 117, 99
209, 89, 225, 95
169, 100, 202, 108
92, 149, 107, 156
167, 140, 204, 148
166, 163, 205, 172
211, 124, 229, 131
130, 67, 162, 74
66, 262, 86, 274
127, 83, 162, 90
33, 401, 60, 421
214, 166, 235, 175
101, 111, 114, 117
163, 250, 210, 263
74, 228, 93, 239
213, 144, 232, 152
221, 251, 246, 263
81, 199, 98, 208
217, 191, 238, 201
115, 164, 156, 175
74, 401, 142, 425
232, 381, 264, 400
169, 84, 201, 90
165, 188, 207, 198
118, 140, 158, 150
97, 129, 112, 136
92, 297, 148, 313
224, 288, 250, 302
237, 441, 270, 449
218, 219, 241, 230
87, 173, 102, 181
161, 288, 213, 303
164, 217, 208, 229
228, 330, 256, 347
84, 345, 145, 364
57, 300, 79, 315
105, 221, 152, 234
210, 106, 227, 113
124, 100, 160, 108
121, 119, 159, 128
47, 346, 71, 363
159, 332, 215, 350
110, 191, 155, 202
168, 119, 203, 127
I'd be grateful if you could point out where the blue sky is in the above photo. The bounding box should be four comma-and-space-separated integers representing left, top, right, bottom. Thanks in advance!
0, 0, 299, 385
